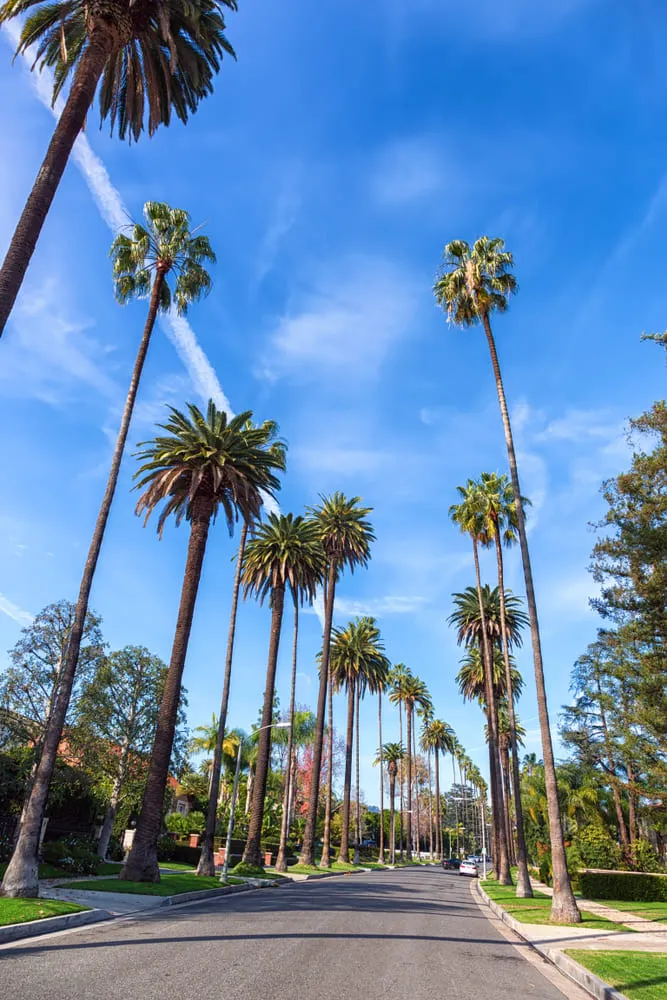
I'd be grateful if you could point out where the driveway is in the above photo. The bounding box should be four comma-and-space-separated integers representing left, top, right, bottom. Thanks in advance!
0, 867, 579, 999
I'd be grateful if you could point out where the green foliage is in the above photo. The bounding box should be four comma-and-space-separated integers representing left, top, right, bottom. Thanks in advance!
580, 871, 667, 902
165, 814, 191, 836
575, 826, 622, 870
1, 0, 238, 143
0, 898, 87, 926
538, 854, 552, 887
186, 811, 205, 834
565, 950, 667, 1000
156, 835, 177, 862
231, 861, 266, 877
41, 837, 98, 875
629, 839, 663, 874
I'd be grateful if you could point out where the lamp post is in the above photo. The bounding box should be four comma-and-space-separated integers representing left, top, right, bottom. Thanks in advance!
221, 721, 290, 883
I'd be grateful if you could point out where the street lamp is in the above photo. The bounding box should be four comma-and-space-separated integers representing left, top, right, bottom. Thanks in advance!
221, 721, 290, 883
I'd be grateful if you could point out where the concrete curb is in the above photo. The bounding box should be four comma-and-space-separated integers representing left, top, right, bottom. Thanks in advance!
159, 881, 276, 906
474, 881, 629, 1000
0, 907, 112, 945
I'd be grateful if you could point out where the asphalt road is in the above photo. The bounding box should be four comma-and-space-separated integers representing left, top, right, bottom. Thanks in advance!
1, 868, 573, 999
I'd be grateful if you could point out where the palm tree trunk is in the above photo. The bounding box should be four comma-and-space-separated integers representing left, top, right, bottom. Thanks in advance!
494, 524, 533, 895
406, 705, 413, 861
378, 692, 384, 863
500, 740, 514, 866
1, 273, 166, 898
338, 682, 355, 864
413, 721, 420, 857
97, 740, 129, 861
276, 601, 299, 872
472, 535, 511, 885
319, 664, 335, 868
452, 755, 460, 856
243, 584, 286, 868
481, 312, 579, 921
389, 773, 396, 865
245, 764, 254, 815
300, 562, 337, 865
121, 498, 212, 883
398, 702, 405, 860
353, 683, 361, 864
434, 751, 442, 860
197, 524, 248, 876
426, 747, 434, 860
0, 35, 112, 337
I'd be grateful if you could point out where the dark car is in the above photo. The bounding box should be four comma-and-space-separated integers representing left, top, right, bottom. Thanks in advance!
441, 858, 461, 871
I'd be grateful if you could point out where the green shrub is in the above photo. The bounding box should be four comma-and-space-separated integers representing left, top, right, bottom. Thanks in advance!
42, 836, 98, 875
231, 861, 265, 877
628, 839, 663, 874
187, 811, 205, 835
165, 813, 190, 836
580, 870, 667, 902
156, 835, 176, 862
565, 844, 584, 891
169, 843, 201, 866
106, 837, 124, 862
538, 854, 552, 886
575, 826, 622, 870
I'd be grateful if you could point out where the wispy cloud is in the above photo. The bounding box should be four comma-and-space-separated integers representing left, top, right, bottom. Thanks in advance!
2, 24, 231, 416
371, 136, 452, 206
255, 169, 300, 284
334, 595, 429, 617
0, 592, 33, 625
260, 255, 419, 382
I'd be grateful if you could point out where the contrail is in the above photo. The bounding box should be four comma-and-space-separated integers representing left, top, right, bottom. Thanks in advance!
2, 22, 232, 415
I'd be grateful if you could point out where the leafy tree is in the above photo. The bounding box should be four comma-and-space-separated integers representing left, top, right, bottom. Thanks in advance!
300, 493, 374, 867
435, 237, 580, 922
241, 513, 324, 868
118, 402, 285, 884
0, 601, 104, 744
0, 0, 236, 335
74, 646, 186, 859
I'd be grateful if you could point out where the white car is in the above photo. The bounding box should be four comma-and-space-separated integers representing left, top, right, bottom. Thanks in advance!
459, 860, 478, 877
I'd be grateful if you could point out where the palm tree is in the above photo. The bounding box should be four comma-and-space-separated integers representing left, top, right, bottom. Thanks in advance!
0, 0, 236, 335
357, 627, 390, 863
300, 494, 374, 867
391, 673, 429, 861
449, 483, 511, 885
117, 403, 285, 883
493, 704, 526, 869
423, 719, 456, 860
241, 514, 325, 869
376, 672, 390, 863
330, 617, 389, 864
0, 213, 215, 899
435, 236, 580, 922
477, 470, 533, 895
389, 663, 410, 859
190, 715, 240, 790
377, 742, 404, 865
196, 522, 248, 876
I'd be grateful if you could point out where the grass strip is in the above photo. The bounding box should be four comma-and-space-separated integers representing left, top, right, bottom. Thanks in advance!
565, 950, 667, 1000
482, 878, 628, 931
56, 873, 244, 896
0, 897, 88, 927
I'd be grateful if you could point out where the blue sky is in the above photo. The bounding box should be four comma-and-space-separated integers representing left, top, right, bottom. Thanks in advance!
0, 0, 665, 806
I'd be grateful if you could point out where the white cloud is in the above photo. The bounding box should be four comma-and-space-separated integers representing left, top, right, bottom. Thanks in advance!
261, 255, 419, 381
255, 170, 300, 284
0, 593, 33, 625
334, 595, 429, 617
535, 408, 621, 444
371, 136, 452, 206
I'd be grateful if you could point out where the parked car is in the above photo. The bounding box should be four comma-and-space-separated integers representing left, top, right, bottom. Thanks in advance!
441, 858, 461, 871
459, 859, 478, 877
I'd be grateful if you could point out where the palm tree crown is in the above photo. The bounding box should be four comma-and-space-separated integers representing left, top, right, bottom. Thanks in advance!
134, 402, 286, 537
457, 648, 524, 705
449, 585, 528, 651
330, 617, 390, 695
3, 0, 237, 141
376, 742, 405, 771
421, 718, 456, 757
433, 237, 517, 327
308, 492, 374, 573
111, 202, 215, 314
241, 514, 325, 605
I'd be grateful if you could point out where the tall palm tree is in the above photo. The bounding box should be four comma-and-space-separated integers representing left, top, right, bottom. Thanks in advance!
435, 236, 580, 922
423, 719, 456, 861
418, 707, 435, 859
450, 484, 511, 885
357, 629, 390, 864
300, 494, 374, 867
0, 0, 236, 336
493, 705, 526, 870
476, 470, 533, 895
0, 212, 215, 898
376, 675, 389, 863
190, 715, 239, 789
241, 514, 325, 868
389, 662, 410, 859
376, 742, 404, 865
117, 403, 285, 884
391, 673, 429, 862
330, 617, 389, 864
196, 522, 248, 876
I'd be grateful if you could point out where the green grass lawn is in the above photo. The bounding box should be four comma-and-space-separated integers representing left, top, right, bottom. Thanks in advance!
56, 873, 244, 896
565, 950, 667, 1000
587, 899, 667, 925
158, 862, 196, 872
0, 898, 88, 927
482, 879, 628, 931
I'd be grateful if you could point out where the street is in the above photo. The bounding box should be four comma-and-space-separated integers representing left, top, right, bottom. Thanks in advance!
0, 868, 575, 999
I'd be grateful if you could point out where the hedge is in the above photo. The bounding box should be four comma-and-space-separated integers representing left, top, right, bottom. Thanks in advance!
580, 871, 667, 902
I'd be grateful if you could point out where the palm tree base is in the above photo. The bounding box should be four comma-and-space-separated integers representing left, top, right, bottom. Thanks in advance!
0, 851, 39, 899
550, 889, 582, 924
515, 866, 533, 898
195, 846, 216, 878
120, 847, 160, 883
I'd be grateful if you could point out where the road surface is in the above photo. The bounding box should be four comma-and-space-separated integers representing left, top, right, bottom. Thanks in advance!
1, 867, 577, 999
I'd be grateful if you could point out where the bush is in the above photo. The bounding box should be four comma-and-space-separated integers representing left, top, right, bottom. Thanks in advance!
165, 814, 190, 837
538, 854, 552, 886
0, 832, 13, 863
42, 836, 98, 875
157, 835, 176, 862
187, 811, 205, 835
575, 826, 622, 870
628, 839, 663, 874
169, 843, 201, 866
580, 871, 667, 902
231, 861, 265, 877
106, 837, 124, 862
565, 844, 584, 892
